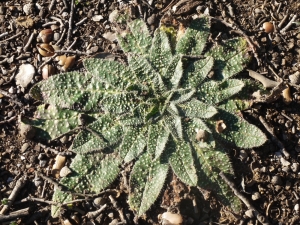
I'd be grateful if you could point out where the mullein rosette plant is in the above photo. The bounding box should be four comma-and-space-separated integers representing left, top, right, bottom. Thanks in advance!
23, 16, 267, 217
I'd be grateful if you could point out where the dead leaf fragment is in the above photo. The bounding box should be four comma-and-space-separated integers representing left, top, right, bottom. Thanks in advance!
16, 16, 34, 28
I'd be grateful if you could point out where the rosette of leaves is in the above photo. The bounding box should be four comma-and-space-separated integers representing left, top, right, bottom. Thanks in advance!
24, 16, 267, 217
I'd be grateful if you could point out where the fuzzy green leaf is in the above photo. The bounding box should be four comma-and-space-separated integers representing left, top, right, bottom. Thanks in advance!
117, 19, 152, 55
182, 56, 214, 88
30, 72, 106, 112
194, 143, 242, 212
129, 152, 169, 216
72, 115, 122, 154
22, 105, 81, 140
176, 16, 210, 55
167, 140, 197, 186
52, 153, 121, 217
205, 37, 250, 80
213, 109, 267, 148
84, 58, 134, 90
122, 126, 148, 162
150, 29, 173, 75
101, 92, 138, 114
163, 115, 183, 139
197, 79, 244, 105
178, 98, 218, 119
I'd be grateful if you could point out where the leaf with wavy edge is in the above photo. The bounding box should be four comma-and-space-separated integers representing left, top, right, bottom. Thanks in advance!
52, 153, 121, 217
197, 79, 244, 105
212, 109, 267, 148
30, 72, 107, 112
129, 152, 169, 216
176, 16, 210, 56
205, 37, 250, 80
72, 115, 123, 154
167, 140, 197, 186
117, 19, 152, 55
193, 143, 241, 212
21, 105, 81, 140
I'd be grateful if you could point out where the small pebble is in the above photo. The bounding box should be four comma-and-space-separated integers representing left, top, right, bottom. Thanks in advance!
280, 157, 291, 166
271, 175, 282, 185
53, 32, 60, 41
21, 143, 30, 152
39, 159, 47, 167
263, 22, 274, 33
251, 192, 261, 200
291, 163, 299, 172
8, 86, 16, 94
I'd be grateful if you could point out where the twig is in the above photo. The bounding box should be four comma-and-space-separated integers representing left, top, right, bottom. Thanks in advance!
49, 0, 56, 11
55, 28, 66, 46
55, 50, 89, 55
0, 32, 8, 39
16, 197, 55, 205
280, 14, 298, 33
109, 195, 127, 224
24, 32, 36, 52
24, 208, 49, 225
258, 116, 290, 158
39, 143, 73, 156
37, 54, 57, 73
50, 16, 64, 30
75, 17, 88, 26
219, 172, 270, 225
0, 115, 17, 125
67, 37, 77, 50
69, 189, 118, 198
42, 21, 58, 27
62, 0, 68, 9
86, 204, 107, 219
0, 176, 27, 214
66, 0, 75, 46
0, 207, 30, 222
278, 14, 289, 29
0, 89, 23, 107
35, 171, 62, 190
0, 31, 22, 43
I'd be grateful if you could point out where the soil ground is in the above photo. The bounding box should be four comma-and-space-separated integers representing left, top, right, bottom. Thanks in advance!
0, 0, 300, 224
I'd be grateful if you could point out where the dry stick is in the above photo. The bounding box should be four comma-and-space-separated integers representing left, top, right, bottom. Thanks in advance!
0, 176, 27, 215
16, 197, 55, 205
42, 21, 58, 27
67, 37, 77, 50
49, 0, 56, 11
209, 17, 261, 66
0, 207, 30, 222
55, 28, 66, 46
39, 143, 73, 156
24, 32, 36, 52
62, 0, 69, 9
109, 195, 127, 224
0, 31, 22, 43
66, 0, 75, 46
55, 50, 89, 55
258, 116, 290, 158
219, 172, 270, 225
280, 14, 298, 33
0, 32, 8, 39
278, 13, 289, 29
50, 16, 64, 30
0, 89, 23, 107
0, 115, 17, 125
35, 171, 62, 191
75, 17, 87, 26
86, 204, 107, 219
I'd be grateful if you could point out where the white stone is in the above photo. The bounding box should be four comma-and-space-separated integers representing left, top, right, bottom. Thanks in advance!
15, 64, 35, 88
